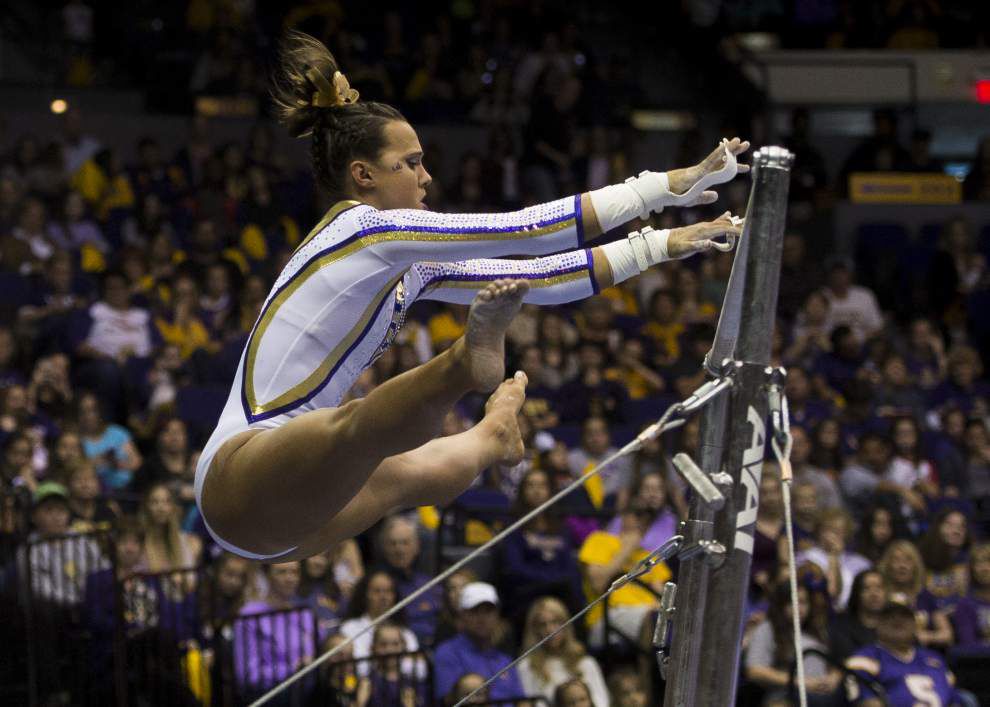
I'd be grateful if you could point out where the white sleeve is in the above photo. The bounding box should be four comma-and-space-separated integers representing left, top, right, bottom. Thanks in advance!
357, 195, 587, 267
408, 249, 600, 306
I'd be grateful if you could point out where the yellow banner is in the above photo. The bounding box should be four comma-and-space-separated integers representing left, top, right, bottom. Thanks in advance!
850, 173, 962, 204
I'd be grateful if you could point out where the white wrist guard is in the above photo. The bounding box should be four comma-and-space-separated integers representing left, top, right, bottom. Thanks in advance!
587, 175, 667, 232
600, 227, 672, 285
587, 139, 739, 232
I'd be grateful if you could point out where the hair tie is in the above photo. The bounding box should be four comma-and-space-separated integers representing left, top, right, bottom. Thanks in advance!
306, 68, 359, 107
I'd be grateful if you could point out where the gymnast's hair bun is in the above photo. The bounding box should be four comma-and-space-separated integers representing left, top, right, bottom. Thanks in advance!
271, 30, 349, 138
271, 31, 405, 199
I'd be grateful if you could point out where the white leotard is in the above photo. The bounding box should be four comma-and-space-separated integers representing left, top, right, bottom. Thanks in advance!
194, 196, 600, 558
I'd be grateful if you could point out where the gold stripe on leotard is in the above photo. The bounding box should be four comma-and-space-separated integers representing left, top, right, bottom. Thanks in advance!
245, 272, 404, 416
245, 205, 578, 416
300, 202, 575, 257
292, 199, 363, 255
426, 269, 588, 292
358, 216, 575, 247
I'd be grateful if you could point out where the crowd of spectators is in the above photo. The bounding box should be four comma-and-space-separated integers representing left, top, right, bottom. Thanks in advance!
682, 0, 990, 49
1, 2, 990, 706
38, 1, 990, 123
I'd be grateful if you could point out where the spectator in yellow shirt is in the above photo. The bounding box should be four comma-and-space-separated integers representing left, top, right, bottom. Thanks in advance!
427, 304, 467, 351
578, 506, 670, 648
154, 274, 217, 359
640, 289, 684, 365
604, 337, 665, 400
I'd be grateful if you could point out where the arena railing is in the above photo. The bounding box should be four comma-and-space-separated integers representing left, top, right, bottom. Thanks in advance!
213, 605, 321, 706
318, 649, 433, 706
14, 529, 112, 706
110, 565, 206, 707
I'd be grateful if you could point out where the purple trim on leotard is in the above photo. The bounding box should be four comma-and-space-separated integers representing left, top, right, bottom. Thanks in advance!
419, 261, 590, 292
586, 249, 600, 294
240, 203, 580, 424
337, 208, 576, 246
240, 282, 398, 423
574, 194, 585, 244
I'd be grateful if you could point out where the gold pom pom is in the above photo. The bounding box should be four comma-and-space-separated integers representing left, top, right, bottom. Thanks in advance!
332, 71, 360, 105
306, 67, 359, 107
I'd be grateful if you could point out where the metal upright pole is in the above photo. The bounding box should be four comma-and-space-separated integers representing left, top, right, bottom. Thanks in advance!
663, 392, 729, 706
664, 144, 776, 707
692, 146, 793, 706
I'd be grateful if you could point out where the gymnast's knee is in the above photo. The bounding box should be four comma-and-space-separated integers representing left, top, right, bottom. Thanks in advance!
325, 398, 364, 445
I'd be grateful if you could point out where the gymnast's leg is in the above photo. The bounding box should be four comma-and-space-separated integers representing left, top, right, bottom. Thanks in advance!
200, 279, 529, 557
284, 374, 527, 560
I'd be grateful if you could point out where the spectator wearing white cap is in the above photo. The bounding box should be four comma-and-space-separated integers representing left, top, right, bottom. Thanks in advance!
433, 581, 525, 702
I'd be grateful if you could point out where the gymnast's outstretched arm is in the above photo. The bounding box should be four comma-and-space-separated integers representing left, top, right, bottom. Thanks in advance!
410, 250, 603, 306
408, 214, 746, 306
367, 139, 750, 268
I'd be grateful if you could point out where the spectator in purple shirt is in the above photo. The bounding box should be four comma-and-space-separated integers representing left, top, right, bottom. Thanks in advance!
235, 561, 317, 697
873, 353, 928, 423
877, 540, 954, 649
607, 469, 678, 553
903, 317, 947, 390
433, 582, 524, 701
497, 468, 581, 617
918, 508, 971, 613
932, 407, 968, 496
557, 342, 629, 424
298, 549, 347, 644
377, 515, 441, 647
952, 543, 990, 651
929, 345, 990, 418
355, 621, 428, 707
201, 552, 254, 643
813, 325, 864, 398
783, 366, 832, 431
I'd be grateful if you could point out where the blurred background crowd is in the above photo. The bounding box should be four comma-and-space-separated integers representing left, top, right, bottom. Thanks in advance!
1, 0, 990, 705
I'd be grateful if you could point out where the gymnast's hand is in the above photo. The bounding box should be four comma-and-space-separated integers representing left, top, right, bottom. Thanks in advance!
666, 212, 744, 258
666, 137, 751, 205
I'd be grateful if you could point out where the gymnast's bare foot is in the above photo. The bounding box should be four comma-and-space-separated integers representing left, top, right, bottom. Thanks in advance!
482, 371, 528, 466
462, 278, 529, 392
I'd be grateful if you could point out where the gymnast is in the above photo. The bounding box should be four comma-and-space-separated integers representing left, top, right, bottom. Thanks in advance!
194, 31, 749, 562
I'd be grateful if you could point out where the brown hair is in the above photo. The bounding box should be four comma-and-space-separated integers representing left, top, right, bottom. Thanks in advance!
139, 482, 187, 570
767, 581, 828, 667
271, 31, 406, 201
917, 508, 970, 572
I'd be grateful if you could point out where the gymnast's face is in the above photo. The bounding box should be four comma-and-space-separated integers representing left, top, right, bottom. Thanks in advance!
357, 120, 432, 211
